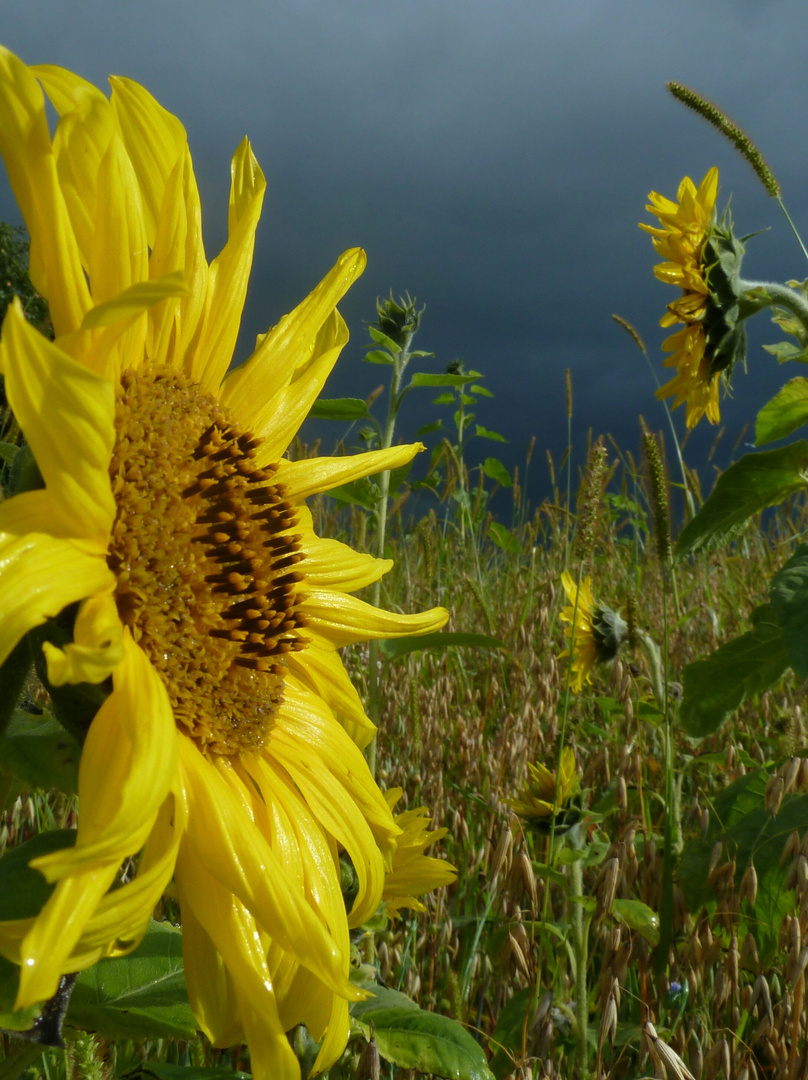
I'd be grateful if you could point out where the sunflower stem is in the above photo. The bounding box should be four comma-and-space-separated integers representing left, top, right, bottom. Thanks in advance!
738, 279, 808, 330
366, 303, 419, 779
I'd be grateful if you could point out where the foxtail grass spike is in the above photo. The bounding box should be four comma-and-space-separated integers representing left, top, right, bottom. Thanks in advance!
565, 368, 573, 420
573, 436, 608, 562
625, 591, 640, 652
612, 314, 647, 355
641, 420, 672, 566
667, 82, 781, 198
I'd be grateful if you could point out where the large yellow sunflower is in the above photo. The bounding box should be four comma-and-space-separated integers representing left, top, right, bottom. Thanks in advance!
639, 167, 721, 429
0, 49, 449, 1078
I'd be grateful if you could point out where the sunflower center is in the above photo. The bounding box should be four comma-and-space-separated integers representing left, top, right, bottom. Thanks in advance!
106, 365, 307, 757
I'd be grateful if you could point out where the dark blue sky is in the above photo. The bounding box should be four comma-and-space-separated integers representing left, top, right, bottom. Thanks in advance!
2, 2, 807, 512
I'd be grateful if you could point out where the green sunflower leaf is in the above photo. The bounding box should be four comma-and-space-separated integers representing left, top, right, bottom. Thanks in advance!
755, 378, 808, 445
351, 984, 494, 1080
120, 1067, 251, 1080
325, 477, 380, 511
487, 522, 521, 554
0, 829, 76, 920
0, 441, 19, 464
612, 899, 660, 946
409, 372, 482, 389
679, 604, 790, 737
67, 921, 196, 1040
367, 326, 401, 353
363, 349, 394, 365
0, 709, 80, 799
675, 442, 808, 558
474, 425, 506, 443
482, 458, 512, 488
307, 397, 372, 422
770, 543, 808, 679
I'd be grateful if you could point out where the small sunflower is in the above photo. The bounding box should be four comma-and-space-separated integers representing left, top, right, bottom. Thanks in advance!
382, 790, 456, 918
0, 49, 448, 1078
507, 747, 578, 829
559, 572, 625, 693
640, 167, 722, 429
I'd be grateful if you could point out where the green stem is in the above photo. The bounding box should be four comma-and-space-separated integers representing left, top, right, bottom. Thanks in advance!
569, 853, 589, 1080
738, 279, 808, 328
0, 1039, 45, 1080
776, 195, 808, 265
366, 336, 412, 780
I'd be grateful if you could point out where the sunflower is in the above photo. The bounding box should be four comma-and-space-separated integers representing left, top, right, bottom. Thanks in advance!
382, 790, 456, 918
639, 167, 721, 429
0, 49, 449, 1078
558, 572, 625, 693
507, 746, 578, 825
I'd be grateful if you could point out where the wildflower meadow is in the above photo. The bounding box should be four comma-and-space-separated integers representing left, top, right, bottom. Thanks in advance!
2, 53, 808, 1080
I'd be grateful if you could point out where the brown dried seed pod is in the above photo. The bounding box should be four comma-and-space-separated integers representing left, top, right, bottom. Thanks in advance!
765, 774, 785, 816
740, 863, 758, 906
615, 775, 627, 810
782, 756, 801, 794
780, 829, 801, 867
491, 825, 513, 880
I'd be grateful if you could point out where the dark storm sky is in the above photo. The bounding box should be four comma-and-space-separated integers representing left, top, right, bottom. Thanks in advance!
2, 2, 807, 510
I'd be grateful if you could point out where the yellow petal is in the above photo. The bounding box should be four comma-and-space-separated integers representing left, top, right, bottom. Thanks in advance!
221, 248, 366, 437
0, 301, 116, 546
285, 645, 376, 748
297, 505, 392, 591
180, 899, 244, 1047
148, 148, 207, 370
43, 592, 125, 686
80, 270, 188, 330
300, 588, 448, 648
109, 76, 187, 244
275, 442, 423, 503
0, 47, 91, 333
274, 684, 399, 855
0, 529, 112, 668
176, 736, 359, 1001
89, 131, 148, 304
186, 137, 266, 392
33, 635, 176, 876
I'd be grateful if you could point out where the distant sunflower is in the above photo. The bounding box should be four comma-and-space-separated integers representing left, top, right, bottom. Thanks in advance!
559, 572, 626, 693
0, 49, 448, 1079
382, 791, 456, 918
640, 167, 721, 428
507, 747, 578, 827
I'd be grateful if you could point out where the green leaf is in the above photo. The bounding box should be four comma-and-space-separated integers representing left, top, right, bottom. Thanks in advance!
470, 384, 493, 398
363, 349, 394, 365
121, 1067, 250, 1080
487, 986, 547, 1079
679, 604, 789, 737
308, 397, 371, 422
770, 542, 808, 678
482, 458, 512, 488
379, 632, 507, 661
432, 392, 456, 406
755, 378, 808, 445
488, 522, 521, 554
409, 372, 482, 389
612, 899, 660, 946
368, 326, 401, 353
675, 442, 808, 558
416, 419, 444, 437
762, 340, 808, 364
474, 425, 506, 443
0, 829, 76, 920
0, 442, 19, 465
679, 767, 808, 961
68, 921, 197, 1040
0, 953, 42, 1031
0, 710, 80, 796
325, 477, 380, 511
352, 984, 494, 1080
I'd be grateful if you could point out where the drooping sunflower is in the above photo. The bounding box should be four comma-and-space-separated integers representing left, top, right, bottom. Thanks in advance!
0, 48, 450, 1078
507, 746, 578, 826
382, 790, 456, 918
639, 167, 721, 428
558, 572, 625, 693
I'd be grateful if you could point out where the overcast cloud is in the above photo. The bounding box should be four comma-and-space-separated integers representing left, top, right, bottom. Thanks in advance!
2, 2, 807, 509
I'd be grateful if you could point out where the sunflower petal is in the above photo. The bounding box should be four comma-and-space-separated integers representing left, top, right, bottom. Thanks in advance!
285, 645, 376, 748
301, 588, 448, 648
176, 737, 360, 1001
220, 247, 366, 435
180, 899, 244, 1048
276, 442, 424, 502
0, 47, 90, 333
109, 76, 187, 244
43, 592, 125, 686
0, 302, 116, 545
186, 137, 266, 392
0, 529, 113, 668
